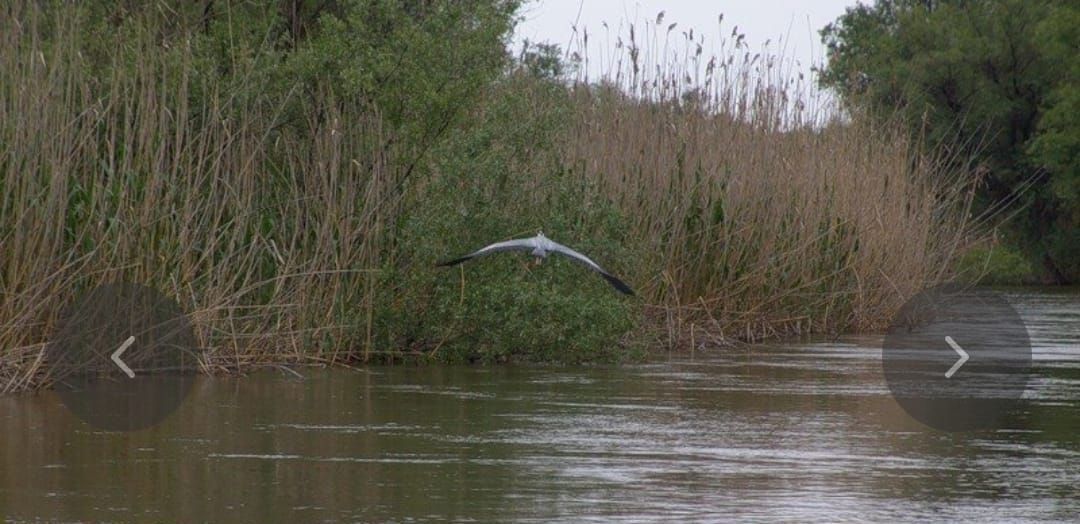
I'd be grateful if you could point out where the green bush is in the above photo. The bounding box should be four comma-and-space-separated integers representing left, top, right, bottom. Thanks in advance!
956, 242, 1035, 285
372, 73, 640, 364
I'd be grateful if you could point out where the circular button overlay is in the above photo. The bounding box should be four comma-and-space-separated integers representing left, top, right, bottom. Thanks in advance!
46, 282, 199, 431
883, 285, 1032, 431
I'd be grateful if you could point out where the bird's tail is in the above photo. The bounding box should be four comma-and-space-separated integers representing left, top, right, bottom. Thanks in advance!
601, 273, 635, 295
435, 256, 471, 267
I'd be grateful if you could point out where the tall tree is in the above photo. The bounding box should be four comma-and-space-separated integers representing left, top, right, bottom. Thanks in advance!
820, 0, 1078, 282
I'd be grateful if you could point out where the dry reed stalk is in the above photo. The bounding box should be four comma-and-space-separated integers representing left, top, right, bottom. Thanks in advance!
0, 5, 399, 392
556, 15, 976, 348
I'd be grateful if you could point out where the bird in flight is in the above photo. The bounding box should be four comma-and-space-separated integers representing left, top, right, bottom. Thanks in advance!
436, 232, 635, 295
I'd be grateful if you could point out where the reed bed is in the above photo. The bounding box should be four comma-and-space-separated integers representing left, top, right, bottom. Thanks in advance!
0, 6, 396, 392
0, 6, 978, 391
553, 15, 975, 347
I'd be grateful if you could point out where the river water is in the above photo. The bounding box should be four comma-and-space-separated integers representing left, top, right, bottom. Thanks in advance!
1, 288, 1078, 522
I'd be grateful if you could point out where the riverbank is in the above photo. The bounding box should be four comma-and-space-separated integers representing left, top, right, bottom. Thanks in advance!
1, 3, 976, 392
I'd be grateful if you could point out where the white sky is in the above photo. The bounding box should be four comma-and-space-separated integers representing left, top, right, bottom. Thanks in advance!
512, 0, 860, 85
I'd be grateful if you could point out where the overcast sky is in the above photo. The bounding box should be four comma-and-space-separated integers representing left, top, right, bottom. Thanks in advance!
513, 0, 860, 86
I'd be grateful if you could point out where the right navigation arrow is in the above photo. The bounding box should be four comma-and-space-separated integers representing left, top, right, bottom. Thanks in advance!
944, 336, 969, 379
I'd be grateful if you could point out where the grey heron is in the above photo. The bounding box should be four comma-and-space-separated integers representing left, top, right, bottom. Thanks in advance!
436, 232, 635, 295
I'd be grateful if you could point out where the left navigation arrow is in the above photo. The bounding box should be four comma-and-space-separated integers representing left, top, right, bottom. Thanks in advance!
111, 336, 136, 378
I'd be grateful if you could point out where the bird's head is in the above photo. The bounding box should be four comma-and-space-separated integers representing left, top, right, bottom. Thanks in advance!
536, 230, 545, 239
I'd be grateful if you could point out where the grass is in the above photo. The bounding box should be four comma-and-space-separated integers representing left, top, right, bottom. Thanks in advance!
0, 5, 978, 392
1, 6, 394, 391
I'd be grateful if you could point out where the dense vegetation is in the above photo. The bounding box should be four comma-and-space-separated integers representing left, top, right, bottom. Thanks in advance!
1, 1, 973, 391
820, 0, 1079, 283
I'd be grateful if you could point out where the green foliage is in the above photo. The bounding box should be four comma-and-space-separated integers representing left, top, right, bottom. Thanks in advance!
1027, 5, 1080, 281
53, 1, 518, 148
820, 0, 1079, 282
517, 40, 572, 80
956, 242, 1035, 285
373, 74, 639, 364
290, 0, 519, 147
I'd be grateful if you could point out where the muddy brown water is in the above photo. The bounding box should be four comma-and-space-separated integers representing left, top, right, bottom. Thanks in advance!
2, 288, 1077, 522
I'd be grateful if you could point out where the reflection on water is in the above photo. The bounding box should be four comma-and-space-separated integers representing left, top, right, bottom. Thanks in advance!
2, 288, 1078, 522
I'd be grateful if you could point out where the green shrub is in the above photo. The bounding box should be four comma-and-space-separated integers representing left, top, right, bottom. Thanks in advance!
956, 242, 1035, 285
373, 74, 639, 364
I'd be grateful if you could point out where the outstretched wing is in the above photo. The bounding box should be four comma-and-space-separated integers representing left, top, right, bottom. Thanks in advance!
436, 238, 536, 267
547, 241, 635, 295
